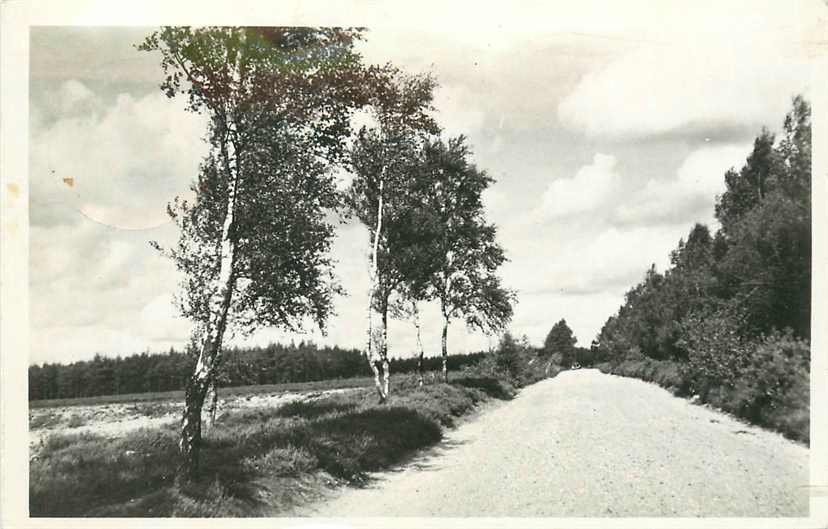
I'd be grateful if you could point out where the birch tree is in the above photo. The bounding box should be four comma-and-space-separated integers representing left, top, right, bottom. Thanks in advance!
139, 27, 368, 477
387, 207, 445, 386
347, 67, 438, 402
422, 136, 516, 381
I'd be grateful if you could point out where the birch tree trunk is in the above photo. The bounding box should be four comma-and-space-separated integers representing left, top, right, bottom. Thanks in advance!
180, 128, 240, 478
413, 302, 425, 386
381, 302, 391, 398
441, 308, 449, 383
441, 271, 452, 383
205, 380, 219, 429
366, 178, 388, 403
179, 33, 249, 479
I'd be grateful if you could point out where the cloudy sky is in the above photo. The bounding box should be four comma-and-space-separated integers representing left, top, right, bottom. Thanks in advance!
28, 3, 824, 364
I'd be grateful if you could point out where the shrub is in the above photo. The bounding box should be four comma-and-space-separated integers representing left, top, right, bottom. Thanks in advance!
243, 444, 319, 477
453, 376, 515, 400
729, 331, 809, 441
678, 309, 749, 398
392, 383, 486, 427
574, 347, 595, 367
66, 414, 86, 428
30, 411, 61, 430
475, 332, 552, 387
274, 398, 359, 420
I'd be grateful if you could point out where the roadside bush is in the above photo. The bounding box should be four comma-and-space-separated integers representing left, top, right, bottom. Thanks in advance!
715, 331, 809, 441
394, 383, 488, 427
469, 332, 554, 388
274, 398, 359, 420
599, 357, 687, 394
678, 310, 749, 399
452, 376, 515, 400
574, 347, 595, 367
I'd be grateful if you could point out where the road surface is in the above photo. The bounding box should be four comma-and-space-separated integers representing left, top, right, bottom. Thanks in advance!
299, 369, 809, 517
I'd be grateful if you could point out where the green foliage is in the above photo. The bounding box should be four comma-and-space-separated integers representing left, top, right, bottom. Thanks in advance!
144, 34, 371, 335
452, 376, 516, 400
29, 344, 488, 402
137, 27, 379, 475
733, 332, 809, 434
715, 191, 811, 338
422, 136, 516, 334
678, 307, 750, 396
543, 319, 577, 366
493, 333, 526, 382
592, 96, 811, 442
596, 359, 687, 393
346, 67, 439, 305
467, 332, 553, 388
573, 347, 596, 367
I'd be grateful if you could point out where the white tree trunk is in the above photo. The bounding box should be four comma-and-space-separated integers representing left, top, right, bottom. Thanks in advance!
440, 272, 452, 383
381, 305, 391, 397
441, 309, 449, 383
413, 302, 425, 386
204, 381, 219, 429
366, 178, 388, 402
180, 130, 240, 476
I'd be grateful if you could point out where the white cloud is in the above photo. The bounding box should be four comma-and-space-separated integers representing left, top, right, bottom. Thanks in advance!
520, 224, 686, 295
57, 79, 94, 111
538, 153, 619, 219
30, 80, 207, 230
433, 83, 487, 137
29, 17, 820, 364
494, 219, 696, 347
29, 81, 208, 363
614, 144, 751, 226
533, 144, 752, 230
558, 37, 811, 139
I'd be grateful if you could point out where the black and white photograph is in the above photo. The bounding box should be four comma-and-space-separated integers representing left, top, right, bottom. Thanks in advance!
1, 1, 827, 526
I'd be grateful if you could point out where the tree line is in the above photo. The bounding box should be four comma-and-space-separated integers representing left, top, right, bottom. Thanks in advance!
28, 343, 487, 402
137, 27, 515, 476
591, 96, 811, 440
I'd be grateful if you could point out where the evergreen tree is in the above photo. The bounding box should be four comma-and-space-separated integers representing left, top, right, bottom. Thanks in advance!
543, 319, 577, 366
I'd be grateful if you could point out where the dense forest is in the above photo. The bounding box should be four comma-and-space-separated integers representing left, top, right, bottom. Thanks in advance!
591, 96, 811, 441
28, 343, 486, 401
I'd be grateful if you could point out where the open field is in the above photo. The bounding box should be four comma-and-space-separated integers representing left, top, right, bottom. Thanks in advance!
29, 376, 378, 409
30, 376, 387, 458
29, 384, 368, 458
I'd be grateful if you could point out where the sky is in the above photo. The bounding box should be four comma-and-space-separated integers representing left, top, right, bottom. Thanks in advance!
28, 3, 825, 365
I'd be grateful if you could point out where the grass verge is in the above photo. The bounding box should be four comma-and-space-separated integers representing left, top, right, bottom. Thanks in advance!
30, 375, 516, 517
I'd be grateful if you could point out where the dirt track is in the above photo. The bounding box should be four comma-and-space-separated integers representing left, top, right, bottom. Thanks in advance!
300, 369, 809, 517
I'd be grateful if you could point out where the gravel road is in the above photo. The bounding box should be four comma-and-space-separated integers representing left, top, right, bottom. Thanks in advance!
300, 369, 809, 517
